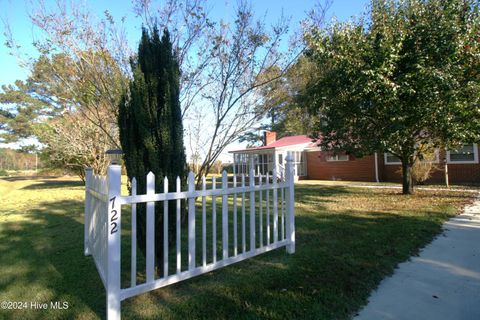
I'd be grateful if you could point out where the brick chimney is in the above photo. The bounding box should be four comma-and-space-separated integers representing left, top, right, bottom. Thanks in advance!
264, 131, 277, 146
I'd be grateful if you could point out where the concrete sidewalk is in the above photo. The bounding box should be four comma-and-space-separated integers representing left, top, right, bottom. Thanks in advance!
355, 196, 480, 320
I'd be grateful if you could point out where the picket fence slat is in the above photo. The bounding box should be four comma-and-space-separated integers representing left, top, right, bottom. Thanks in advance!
259, 174, 263, 248
281, 187, 285, 240
212, 177, 217, 263
131, 178, 137, 287
249, 167, 255, 251
84, 153, 296, 320
273, 169, 278, 243
188, 172, 196, 270
176, 177, 181, 274
266, 173, 270, 245
84, 169, 93, 257
163, 177, 169, 278
146, 172, 155, 283
202, 176, 207, 267
233, 175, 238, 256
222, 171, 228, 260
241, 174, 246, 253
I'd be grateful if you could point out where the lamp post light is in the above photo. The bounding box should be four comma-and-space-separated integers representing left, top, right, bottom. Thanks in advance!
105, 149, 123, 165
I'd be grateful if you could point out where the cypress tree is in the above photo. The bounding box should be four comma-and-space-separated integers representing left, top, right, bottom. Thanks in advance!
118, 27, 187, 273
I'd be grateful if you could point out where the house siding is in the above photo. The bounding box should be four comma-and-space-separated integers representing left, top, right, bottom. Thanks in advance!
306, 151, 377, 181
307, 146, 480, 184
382, 148, 480, 184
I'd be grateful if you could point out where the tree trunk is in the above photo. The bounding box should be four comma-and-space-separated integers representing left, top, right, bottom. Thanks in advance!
401, 160, 413, 195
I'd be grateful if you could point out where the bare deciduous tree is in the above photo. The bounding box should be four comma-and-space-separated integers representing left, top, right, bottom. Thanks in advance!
36, 109, 113, 180
133, 0, 331, 183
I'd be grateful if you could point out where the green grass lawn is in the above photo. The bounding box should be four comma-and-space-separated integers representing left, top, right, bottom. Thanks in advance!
297, 179, 480, 190
0, 176, 476, 319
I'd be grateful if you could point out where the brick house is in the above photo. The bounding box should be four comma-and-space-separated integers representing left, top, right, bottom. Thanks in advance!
230, 132, 480, 184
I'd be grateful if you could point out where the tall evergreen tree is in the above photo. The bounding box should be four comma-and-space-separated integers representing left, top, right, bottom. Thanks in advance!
118, 27, 187, 271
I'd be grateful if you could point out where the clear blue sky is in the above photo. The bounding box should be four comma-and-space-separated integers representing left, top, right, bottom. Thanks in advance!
0, 0, 370, 153
0, 0, 370, 87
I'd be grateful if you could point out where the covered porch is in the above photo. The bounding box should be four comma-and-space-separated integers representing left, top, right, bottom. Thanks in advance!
231, 149, 306, 180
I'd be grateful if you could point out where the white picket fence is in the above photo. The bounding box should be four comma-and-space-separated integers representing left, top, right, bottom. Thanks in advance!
84, 153, 296, 320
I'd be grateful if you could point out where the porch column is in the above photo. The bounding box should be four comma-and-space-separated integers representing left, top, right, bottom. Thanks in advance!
249, 154, 254, 176
233, 153, 237, 176
272, 150, 277, 177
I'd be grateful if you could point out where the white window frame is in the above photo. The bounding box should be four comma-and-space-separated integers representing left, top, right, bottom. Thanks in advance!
256, 152, 274, 175
384, 150, 440, 165
326, 154, 349, 162
447, 143, 479, 164
384, 153, 401, 165
292, 151, 307, 176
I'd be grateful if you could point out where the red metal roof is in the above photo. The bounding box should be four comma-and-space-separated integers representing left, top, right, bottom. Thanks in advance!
230, 135, 318, 153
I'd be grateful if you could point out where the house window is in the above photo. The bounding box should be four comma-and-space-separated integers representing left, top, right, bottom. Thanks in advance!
233, 153, 249, 175
384, 153, 401, 165
292, 151, 306, 176
234, 152, 276, 175
326, 154, 349, 162
278, 154, 283, 165
257, 153, 273, 175
447, 143, 478, 164
384, 149, 443, 165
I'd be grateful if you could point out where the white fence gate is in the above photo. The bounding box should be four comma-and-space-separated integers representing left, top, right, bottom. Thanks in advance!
84, 153, 296, 320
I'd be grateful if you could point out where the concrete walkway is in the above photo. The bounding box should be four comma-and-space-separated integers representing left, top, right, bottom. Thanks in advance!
355, 195, 480, 320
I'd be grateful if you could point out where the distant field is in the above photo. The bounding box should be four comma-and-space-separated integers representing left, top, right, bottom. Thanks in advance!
0, 176, 476, 319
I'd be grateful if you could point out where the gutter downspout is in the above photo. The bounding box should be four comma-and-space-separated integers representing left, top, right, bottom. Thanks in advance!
374, 152, 380, 183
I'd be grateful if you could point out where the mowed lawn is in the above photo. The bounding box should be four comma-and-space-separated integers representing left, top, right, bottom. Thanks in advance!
0, 176, 476, 320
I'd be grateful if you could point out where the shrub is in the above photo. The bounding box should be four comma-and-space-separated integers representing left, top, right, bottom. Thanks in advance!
412, 153, 440, 185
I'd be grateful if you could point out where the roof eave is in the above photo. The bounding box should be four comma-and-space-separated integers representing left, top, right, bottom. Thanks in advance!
229, 147, 275, 153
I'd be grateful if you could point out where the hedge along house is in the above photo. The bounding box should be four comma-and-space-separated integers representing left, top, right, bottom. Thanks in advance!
231, 131, 480, 184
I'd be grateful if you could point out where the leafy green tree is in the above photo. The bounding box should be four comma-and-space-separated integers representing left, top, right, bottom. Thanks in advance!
0, 109, 15, 140
2, 1, 129, 176
0, 52, 124, 177
0, 54, 78, 146
305, 0, 480, 194
118, 28, 187, 271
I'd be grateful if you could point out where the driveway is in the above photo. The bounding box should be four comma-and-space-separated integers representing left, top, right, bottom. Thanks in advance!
355, 195, 480, 320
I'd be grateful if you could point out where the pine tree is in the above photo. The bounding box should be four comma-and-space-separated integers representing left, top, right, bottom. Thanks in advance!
118, 27, 187, 272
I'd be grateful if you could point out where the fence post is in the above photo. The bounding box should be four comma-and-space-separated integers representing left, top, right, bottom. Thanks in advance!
106, 164, 122, 320
84, 168, 93, 256
285, 152, 295, 254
